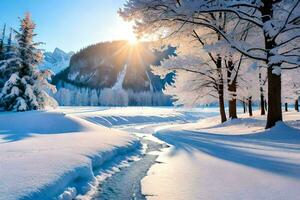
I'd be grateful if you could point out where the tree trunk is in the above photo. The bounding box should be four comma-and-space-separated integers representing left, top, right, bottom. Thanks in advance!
217, 57, 227, 123
227, 58, 237, 119
266, 67, 282, 128
265, 99, 268, 111
248, 97, 253, 117
259, 71, 265, 115
260, 94, 266, 115
285, 103, 288, 112
228, 96, 237, 119
261, 0, 283, 128
243, 101, 246, 113
295, 99, 299, 112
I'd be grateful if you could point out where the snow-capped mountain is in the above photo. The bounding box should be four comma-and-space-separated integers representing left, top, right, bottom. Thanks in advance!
39, 48, 74, 74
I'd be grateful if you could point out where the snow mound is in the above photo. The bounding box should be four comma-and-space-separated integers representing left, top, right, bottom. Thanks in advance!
143, 112, 300, 200
0, 110, 139, 200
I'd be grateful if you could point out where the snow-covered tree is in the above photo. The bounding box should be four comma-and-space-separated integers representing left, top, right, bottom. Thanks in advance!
0, 24, 7, 87
238, 63, 260, 116
152, 54, 221, 109
0, 13, 57, 111
0, 28, 19, 88
146, 16, 230, 122
282, 69, 300, 112
90, 89, 99, 106
120, 0, 300, 128
99, 88, 129, 106
0, 24, 6, 61
258, 65, 268, 115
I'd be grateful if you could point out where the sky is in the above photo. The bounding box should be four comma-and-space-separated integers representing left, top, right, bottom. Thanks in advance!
0, 0, 135, 52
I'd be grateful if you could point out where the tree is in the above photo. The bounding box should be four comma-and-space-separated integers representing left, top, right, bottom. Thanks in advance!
120, 0, 300, 128
148, 18, 230, 122
0, 13, 57, 111
238, 62, 260, 117
258, 65, 268, 115
0, 24, 6, 61
0, 24, 7, 87
152, 55, 220, 105
282, 69, 300, 112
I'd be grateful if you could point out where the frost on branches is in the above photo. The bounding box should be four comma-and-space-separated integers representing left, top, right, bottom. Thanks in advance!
120, 0, 300, 128
0, 13, 57, 111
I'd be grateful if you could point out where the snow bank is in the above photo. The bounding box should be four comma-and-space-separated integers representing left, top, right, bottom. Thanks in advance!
143, 111, 300, 200
0, 110, 139, 200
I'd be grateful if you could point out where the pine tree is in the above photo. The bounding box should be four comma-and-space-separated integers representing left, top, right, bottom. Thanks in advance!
0, 24, 7, 87
0, 28, 20, 84
0, 24, 6, 61
0, 13, 57, 111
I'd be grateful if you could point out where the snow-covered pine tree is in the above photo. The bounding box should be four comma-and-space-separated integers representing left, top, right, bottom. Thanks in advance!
0, 24, 6, 61
0, 13, 57, 111
0, 28, 20, 87
0, 24, 7, 87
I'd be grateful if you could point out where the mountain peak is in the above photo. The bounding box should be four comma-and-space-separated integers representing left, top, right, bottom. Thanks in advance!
39, 47, 74, 74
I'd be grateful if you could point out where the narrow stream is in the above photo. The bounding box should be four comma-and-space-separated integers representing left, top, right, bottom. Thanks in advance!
92, 139, 163, 200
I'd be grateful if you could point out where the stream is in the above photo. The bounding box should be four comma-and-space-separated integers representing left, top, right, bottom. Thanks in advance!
92, 139, 163, 200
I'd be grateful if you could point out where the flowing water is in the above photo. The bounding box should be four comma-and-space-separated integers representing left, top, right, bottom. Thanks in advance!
92, 139, 163, 200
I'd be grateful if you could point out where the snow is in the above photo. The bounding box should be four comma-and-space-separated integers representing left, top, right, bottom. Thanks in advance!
1, 107, 300, 200
0, 107, 212, 200
59, 106, 217, 127
0, 109, 139, 200
39, 48, 73, 74
142, 111, 300, 200
112, 64, 127, 90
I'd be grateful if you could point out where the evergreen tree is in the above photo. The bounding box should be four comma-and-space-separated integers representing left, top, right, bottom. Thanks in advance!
0, 13, 57, 111
0, 28, 20, 86
0, 24, 6, 61
0, 24, 7, 87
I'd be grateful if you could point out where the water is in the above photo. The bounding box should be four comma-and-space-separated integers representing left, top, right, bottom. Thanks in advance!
93, 140, 163, 200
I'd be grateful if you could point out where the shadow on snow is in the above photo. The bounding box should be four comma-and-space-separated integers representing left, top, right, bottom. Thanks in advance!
0, 111, 85, 142
156, 120, 300, 179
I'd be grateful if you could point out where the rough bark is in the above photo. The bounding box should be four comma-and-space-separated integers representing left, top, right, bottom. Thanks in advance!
227, 59, 238, 119
262, 0, 283, 128
266, 67, 282, 128
248, 97, 253, 117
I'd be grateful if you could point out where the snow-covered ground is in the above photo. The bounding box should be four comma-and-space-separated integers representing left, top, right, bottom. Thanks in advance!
1, 107, 300, 200
0, 109, 139, 200
142, 111, 300, 200
0, 107, 209, 200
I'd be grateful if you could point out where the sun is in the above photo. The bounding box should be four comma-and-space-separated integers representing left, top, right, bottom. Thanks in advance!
128, 36, 138, 45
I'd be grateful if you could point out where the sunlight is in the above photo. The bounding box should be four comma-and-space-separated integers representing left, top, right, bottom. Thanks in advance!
128, 36, 138, 45
114, 16, 139, 45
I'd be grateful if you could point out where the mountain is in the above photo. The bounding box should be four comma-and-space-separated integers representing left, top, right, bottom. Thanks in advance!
39, 48, 74, 74
53, 41, 175, 92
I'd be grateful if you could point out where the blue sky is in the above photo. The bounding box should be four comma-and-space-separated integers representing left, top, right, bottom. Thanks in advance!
0, 0, 134, 52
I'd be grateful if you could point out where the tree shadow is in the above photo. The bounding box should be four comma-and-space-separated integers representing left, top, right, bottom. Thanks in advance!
156, 123, 300, 179
0, 111, 85, 143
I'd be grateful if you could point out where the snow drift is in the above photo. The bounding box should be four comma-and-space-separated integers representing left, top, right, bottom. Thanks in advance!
0, 110, 139, 200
